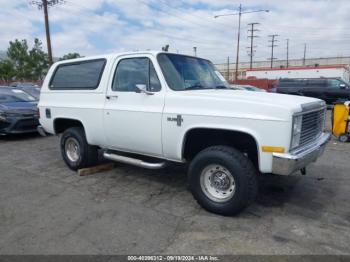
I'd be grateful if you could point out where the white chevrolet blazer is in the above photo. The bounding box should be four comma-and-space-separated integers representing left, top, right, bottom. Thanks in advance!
38, 51, 330, 215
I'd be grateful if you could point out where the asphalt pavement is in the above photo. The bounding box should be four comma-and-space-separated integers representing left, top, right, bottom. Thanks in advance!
0, 112, 349, 255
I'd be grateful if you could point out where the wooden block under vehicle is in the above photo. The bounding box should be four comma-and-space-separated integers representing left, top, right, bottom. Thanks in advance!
78, 163, 115, 176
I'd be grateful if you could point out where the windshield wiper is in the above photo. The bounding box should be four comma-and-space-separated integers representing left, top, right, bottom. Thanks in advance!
185, 84, 211, 90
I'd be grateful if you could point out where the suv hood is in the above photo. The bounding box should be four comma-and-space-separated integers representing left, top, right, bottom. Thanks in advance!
166, 89, 323, 121
190, 89, 318, 108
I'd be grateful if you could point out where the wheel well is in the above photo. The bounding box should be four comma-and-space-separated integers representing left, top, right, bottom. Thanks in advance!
54, 118, 84, 134
183, 128, 259, 168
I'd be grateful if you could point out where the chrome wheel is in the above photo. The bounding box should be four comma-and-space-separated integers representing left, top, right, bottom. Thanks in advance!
200, 164, 236, 202
65, 137, 80, 162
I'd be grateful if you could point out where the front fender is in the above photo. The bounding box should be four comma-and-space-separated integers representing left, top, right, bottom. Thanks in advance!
162, 113, 290, 173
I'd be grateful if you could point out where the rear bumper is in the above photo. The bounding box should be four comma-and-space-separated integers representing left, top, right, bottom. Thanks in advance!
272, 132, 331, 176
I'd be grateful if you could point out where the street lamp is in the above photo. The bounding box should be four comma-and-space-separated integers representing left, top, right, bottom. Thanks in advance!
215, 4, 269, 81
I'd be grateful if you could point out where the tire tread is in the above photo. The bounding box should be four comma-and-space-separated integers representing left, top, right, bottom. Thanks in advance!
188, 145, 258, 215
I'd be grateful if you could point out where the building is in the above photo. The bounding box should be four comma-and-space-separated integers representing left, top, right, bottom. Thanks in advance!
246, 65, 350, 82
215, 56, 350, 81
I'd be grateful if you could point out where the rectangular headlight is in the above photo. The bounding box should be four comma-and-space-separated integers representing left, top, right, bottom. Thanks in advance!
291, 115, 303, 149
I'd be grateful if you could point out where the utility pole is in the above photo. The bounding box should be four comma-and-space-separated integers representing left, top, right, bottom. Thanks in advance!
30, 0, 65, 65
303, 43, 307, 66
214, 5, 269, 81
227, 56, 230, 81
286, 38, 289, 68
247, 22, 259, 69
235, 4, 242, 81
193, 47, 197, 57
268, 34, 278, 68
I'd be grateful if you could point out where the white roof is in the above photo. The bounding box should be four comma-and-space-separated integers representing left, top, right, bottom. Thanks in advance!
54, 50, 179, 65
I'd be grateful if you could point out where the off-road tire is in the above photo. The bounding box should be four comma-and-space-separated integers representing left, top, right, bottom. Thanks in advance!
188, 146, 258, 216
60, 127, 98, 171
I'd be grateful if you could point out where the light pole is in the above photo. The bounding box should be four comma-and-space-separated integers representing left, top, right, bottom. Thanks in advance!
215, 5, 269, 81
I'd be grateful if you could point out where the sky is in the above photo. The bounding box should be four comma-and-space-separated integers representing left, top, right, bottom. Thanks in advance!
1, 0, 350, 64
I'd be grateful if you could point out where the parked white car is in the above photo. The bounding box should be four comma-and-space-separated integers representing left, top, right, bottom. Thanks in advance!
38, 51, 330, 215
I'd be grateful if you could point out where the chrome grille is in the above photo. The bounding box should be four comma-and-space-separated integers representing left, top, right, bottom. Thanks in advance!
299, 108, 326, 147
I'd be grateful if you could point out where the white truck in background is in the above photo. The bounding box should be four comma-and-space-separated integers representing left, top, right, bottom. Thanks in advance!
38, 51, 330, 215
246, 65, 350, 83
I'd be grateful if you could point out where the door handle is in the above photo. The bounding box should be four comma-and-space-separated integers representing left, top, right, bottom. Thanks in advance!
106, 95, 118, 100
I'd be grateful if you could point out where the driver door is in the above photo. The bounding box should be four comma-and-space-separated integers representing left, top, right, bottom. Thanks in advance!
325, 79, 350, 103
104, 55, 165, 156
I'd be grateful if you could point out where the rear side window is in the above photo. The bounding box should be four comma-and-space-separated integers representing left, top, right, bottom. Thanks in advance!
49, 59, 106, 90
279, 79, 306, 87
307, 79, 326, 87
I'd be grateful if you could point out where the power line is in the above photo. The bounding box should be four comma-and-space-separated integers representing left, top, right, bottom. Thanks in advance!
247, 22, 260, 69
156, 0, 232, 30
136, 0, 235, 35
30, 0, 65, 64
215, 4, 269, 81
268, 34, 278, 68
48, 1, 235, 50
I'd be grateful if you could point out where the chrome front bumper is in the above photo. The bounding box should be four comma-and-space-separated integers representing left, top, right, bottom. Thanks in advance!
272, 132, 331, 176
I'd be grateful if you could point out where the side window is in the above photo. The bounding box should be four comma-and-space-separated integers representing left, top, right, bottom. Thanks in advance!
112, 58, 161, 92
307, 79, 326, 88
327, 79, 342, 89
279, 79, 306, 88
50, 59, 106, 90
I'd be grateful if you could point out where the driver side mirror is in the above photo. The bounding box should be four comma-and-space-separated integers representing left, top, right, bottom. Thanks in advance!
135, 84, 154, 95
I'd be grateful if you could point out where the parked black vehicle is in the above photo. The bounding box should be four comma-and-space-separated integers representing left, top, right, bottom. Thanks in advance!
276, 78, 350, 104
0, 88, 39, 135
10, 82, 39, 88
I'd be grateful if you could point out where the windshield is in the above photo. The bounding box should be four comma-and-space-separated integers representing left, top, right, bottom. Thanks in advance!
0, 89, 36, 103
20, 87, 41, 99
157, 53, 230, 91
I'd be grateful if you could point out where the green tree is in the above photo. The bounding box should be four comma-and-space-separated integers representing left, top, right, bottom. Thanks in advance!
59, 53, 82, 61
28, 39, 49, 80
7, 39, 30, 80
6, 38, 49, 81
0, 59, 15, 83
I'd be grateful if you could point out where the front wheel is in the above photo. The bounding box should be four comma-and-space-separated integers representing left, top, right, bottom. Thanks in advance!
188, 146, 258, 216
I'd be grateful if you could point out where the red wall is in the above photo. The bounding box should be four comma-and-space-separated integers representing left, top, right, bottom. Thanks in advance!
0, 80, 43, 86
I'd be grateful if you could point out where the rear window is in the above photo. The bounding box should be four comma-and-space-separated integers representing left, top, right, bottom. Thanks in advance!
49, 59, 106, 90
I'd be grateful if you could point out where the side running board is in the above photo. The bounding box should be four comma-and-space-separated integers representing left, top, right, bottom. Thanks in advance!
103, 152, 166, 170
